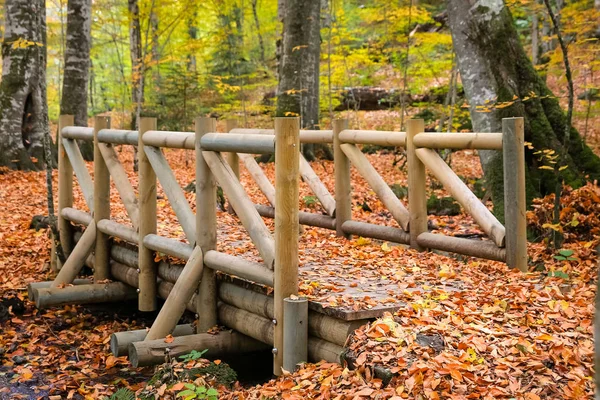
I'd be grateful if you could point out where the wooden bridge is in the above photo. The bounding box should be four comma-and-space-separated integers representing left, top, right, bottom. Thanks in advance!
28, 115, 527, 375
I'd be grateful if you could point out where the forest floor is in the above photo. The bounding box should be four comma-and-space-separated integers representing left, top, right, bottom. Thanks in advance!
0, 114, 599, 399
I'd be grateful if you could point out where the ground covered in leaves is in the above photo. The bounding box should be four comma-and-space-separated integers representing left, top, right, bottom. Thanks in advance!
0, 116, 599, 398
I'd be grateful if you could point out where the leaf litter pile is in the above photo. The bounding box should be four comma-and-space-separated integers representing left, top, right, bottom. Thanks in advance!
0, 141, 598, 399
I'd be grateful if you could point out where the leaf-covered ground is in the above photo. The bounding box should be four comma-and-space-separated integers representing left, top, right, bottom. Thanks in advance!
0, 123, 599, 399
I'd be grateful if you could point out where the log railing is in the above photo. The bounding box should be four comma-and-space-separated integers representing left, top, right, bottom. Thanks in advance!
36, 113, 527, 376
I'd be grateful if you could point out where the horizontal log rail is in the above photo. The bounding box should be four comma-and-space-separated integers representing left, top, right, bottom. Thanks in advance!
61, 126, 94, 141
61, 207, 92, 226
341, 221, 410, 244
413, 131, 503, 150
254, 204, 336, 230
97, 129, 139, 145
417, 232, 506, 262
339, 129, 406, 147
229, 128, 333, 144
143, 234, 194, 260
201, 133, 276, 154
142, 130, 195, 149
97, 219, 138, 244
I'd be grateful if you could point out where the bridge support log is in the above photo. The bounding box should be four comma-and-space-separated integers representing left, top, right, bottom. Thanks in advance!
34, 282, 137, 309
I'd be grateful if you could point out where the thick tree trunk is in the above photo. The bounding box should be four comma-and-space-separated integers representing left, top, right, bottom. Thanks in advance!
447, 0, 600, 221
0, 0, 47, 170
276, 0, 322, 160
60, 0, 92, 161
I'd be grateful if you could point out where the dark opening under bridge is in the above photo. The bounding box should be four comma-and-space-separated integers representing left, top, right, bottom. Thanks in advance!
28, 115, 527, 375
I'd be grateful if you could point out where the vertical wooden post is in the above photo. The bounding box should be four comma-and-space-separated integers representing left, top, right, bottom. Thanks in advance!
196, 117, 218, 331
502, 117, 527, 272
93, 116, 111, 281
283, 296, 308, 372
406, 119, 427, 250
333, 119, 351, 238
225, 119, 239, 215
273, 117, 300, 376
57, 115, 74, 268
138, 117, 158, 311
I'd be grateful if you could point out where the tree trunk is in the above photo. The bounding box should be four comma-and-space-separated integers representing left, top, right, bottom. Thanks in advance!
446, 0, 600, 221
251, 0, 266, 66
128, 0, 143, 129
0, 0, 47, 170
60, 0, 93, 161
276, 0, 322, 160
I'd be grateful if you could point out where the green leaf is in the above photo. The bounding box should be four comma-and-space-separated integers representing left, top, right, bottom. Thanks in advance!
553, 255, 566, 261
184, 383, 196, 390
206, 388, 219, 396
177, 390, 197, 399
558, 249, 574, 257
548, 270, 569, 279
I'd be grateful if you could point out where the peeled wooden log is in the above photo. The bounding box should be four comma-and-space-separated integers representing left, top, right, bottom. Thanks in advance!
339, 130, 406, 147
158, 281, 196, 313
110, 260, 140, 288
417, 232, 506, 262
52, 221, 97, 287
143, 234, 194, 260
415, 148, 505, 247
308, 337, 343, 364
230, 128, 333, 144
205, 250, 273, 287
61, 126, 94, 141
239, 153, 276, 206
341, 221, 410, 245
111, 324, 195, 356
97, 219, 138, 244
35, 282, 137, 309
97, 129, 138, 146
27, 279, 91, 303
283, 297, 308, 372
255, 204, 336, 230
146, 247, 204, 341
158, 263, 185, 284
129, 330, 269, 367
412, 131, 502, 150
299, 155, 336, 216
142, 130, 195, 150
62, 139, 94, 211
201, 133, 275, 154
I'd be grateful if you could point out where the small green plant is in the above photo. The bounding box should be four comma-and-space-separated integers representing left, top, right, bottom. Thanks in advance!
389, 183, 408, 199
179, 349, 208, 362
553, 249, 578, 262
177, 384, 218, 400
547, 270, 570, 279
303, 195, 318, 208
108, 388, 135, 400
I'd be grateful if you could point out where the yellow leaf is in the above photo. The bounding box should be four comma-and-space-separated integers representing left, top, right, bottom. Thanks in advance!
381, 242, 392, 253
538, 165, 554, 170
559, 165, 568, 171
535, 334, 553, 341
355, 237, 371, 246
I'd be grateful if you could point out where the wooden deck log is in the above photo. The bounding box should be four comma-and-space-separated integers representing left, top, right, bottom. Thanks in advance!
58, 115, 75, 261
61, 126, 94, 141
158, 263, 184, 284
35, 282, 137, 310
308, 337, 343, 364
111, 324, 195, 356
129, 330, 269, 368
299, 155, 336, 216
144, 145, 196, 243
334, 119, 351, 238
158, 281, 196, 313
416, 232, 506, 262
201, 133, 275, 154
52, 221, 97, 287
338, 130, 406, 147
283, 297, 308, 372
143, 234, 194, 260
254, 204, 336, 230
97, 219, 138, 243
94, 116, 111, 281
146, 246, 204, 341
196, 117, 218, 331
61, 207, 92, 226
110, 260, 140, 288
98, 143, 139, 229
341, 221, 410, 245
203, 150, 276, 269
341, 143, 410, 231
62, 138, 94, 211
141, 130, 195, 150
205, 250, 273, 287
413, 131, 503, 150
97, 129, 139, 145
502, 118, 527, 271
138, 118, 159, 312
109, 245, 138, 267
239, 153, 276, 205
27, 279, 91, 302
415, 148, 506, 247
274, 117, 301, 375
406, 119, 428, 250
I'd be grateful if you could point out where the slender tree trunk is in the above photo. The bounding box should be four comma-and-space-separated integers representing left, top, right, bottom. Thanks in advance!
446, 0, 600, 221
187, 11, 198, 71
128, 0, 143, 130
276, 0, 321, 160
251, 0, 266, 66
60, 0, 92, 160
0, 0, 47, 170
531, 4, 539, 64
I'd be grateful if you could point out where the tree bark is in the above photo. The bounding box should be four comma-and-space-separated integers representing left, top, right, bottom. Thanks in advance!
0, 0, 47, 170
276, 0, 322, 160
128, 0, 143, 129
446, 0, 600, 221
60, 0, 93, 161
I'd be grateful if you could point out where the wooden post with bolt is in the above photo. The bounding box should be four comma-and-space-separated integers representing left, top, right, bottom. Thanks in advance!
138, 117, 158, 311
225, 119, 239, 215
93, 116, 111, 281
57, 115, 75, 268
333, 119, 351, 238
196, 117, 218, 331
273, 117, 300, 375
502, 117, 528, 272
406, 119, 428, 250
